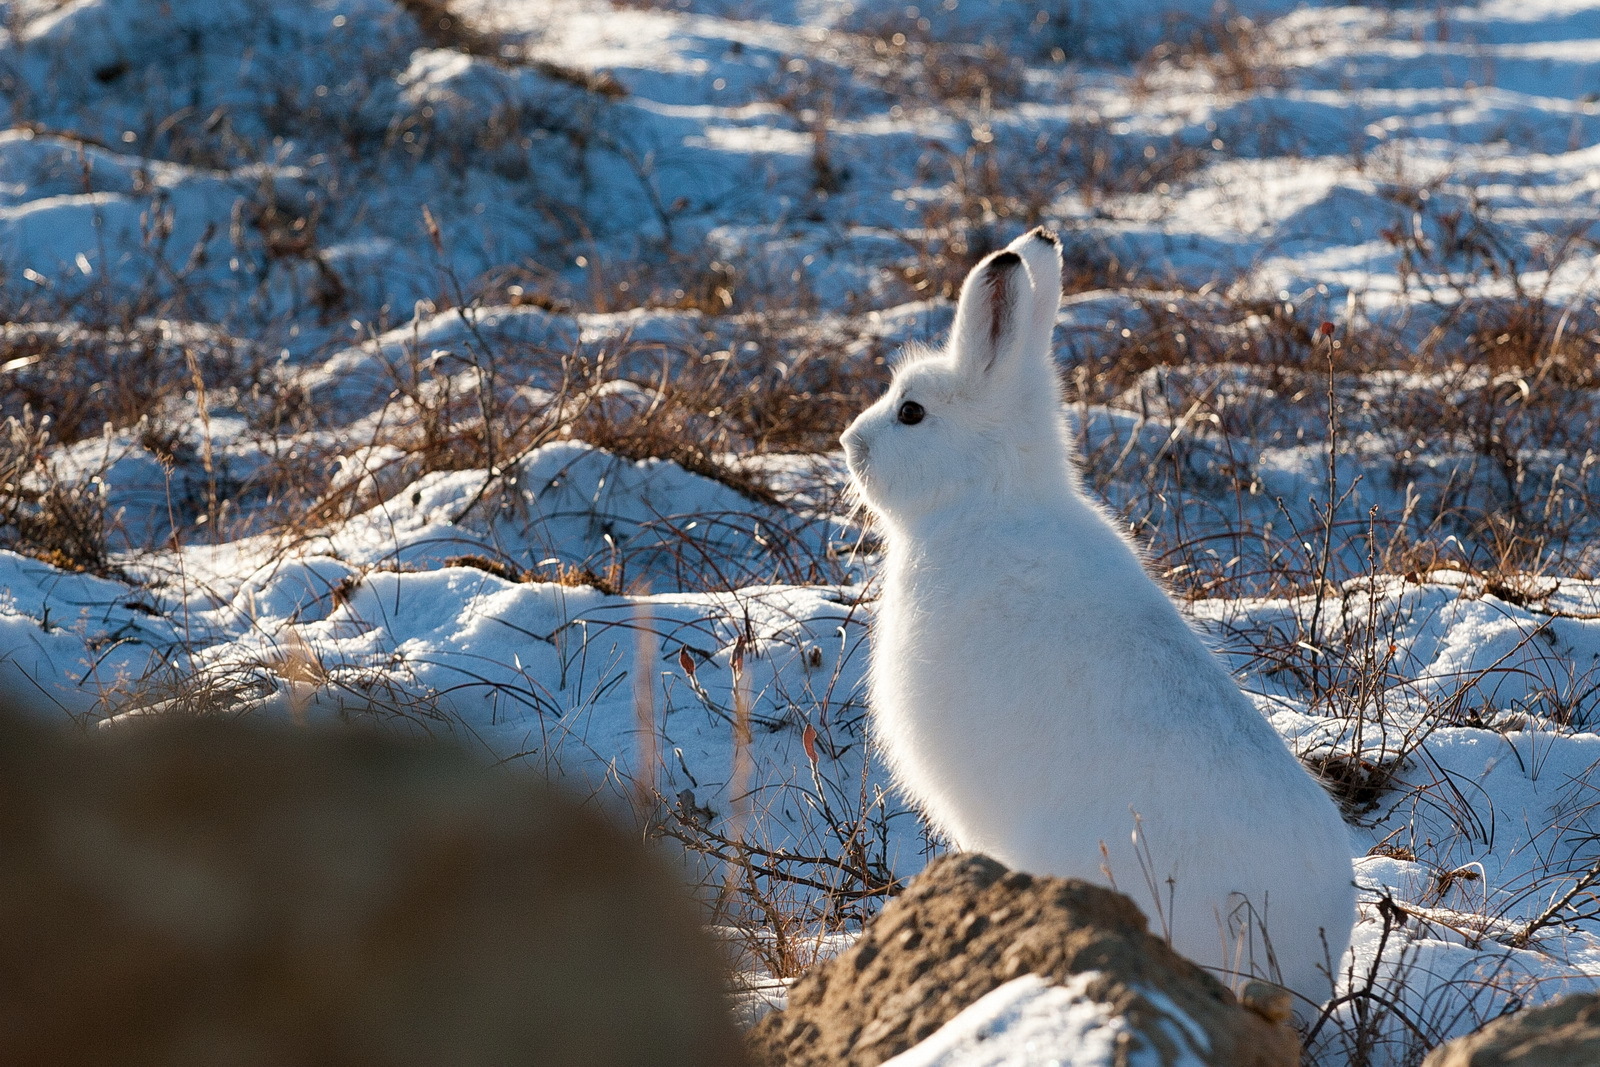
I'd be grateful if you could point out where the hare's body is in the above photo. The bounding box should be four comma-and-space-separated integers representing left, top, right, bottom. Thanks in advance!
843, 230, 1354, 1011
874, 501, 1354, 1006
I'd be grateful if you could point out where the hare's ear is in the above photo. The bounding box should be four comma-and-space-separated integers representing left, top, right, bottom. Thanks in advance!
1008, 227, 1063, 348
949, 248, 1031, 380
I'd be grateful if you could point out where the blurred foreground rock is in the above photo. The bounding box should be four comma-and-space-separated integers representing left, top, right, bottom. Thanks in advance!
0, 713, 746, 1067
747, 853, 1298, 1067
1421, 993, 1600, 1066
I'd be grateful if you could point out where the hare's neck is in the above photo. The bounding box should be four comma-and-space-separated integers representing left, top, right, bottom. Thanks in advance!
898, 434, 1086, 531
1008, 419, 1085, 500
889, 479, 1104, 549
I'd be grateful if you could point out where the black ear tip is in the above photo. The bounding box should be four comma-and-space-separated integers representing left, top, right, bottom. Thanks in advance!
1028, 226, 1060, 246
988, 250, 1023, 270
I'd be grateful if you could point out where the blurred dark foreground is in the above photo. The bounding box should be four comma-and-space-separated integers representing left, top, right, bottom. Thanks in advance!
0, 710, 747, 1067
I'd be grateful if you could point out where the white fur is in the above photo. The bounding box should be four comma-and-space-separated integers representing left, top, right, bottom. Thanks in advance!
841, 229, 1355, 1012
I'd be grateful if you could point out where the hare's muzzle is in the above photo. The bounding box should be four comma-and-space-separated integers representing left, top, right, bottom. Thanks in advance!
840, 425, 869, 473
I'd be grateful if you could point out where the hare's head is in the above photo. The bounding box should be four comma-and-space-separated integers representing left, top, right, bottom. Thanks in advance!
842, 228, 1069, 525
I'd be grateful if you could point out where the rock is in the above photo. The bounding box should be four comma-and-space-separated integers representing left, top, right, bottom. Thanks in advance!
746, 853, 1299, 1067
1421, 993, 1600, 1066
0, 714, 746, 1067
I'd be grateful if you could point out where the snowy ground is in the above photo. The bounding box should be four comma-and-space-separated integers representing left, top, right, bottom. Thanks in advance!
2, 0, 1600, 1063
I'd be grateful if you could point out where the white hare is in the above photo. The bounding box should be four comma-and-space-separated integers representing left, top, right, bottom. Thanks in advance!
842, 228, 1354, 1012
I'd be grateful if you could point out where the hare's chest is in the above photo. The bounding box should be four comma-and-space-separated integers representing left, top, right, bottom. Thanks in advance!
878, 574, 1003, 667
871, 570, 1091, 729
879, 561, 1091, 668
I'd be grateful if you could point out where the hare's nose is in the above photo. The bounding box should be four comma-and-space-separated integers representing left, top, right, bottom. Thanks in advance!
841, 427, 866, 463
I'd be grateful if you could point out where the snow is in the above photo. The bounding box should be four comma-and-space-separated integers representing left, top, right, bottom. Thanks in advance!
2, 0, 1600, 1062
877, 974, 1204, 1067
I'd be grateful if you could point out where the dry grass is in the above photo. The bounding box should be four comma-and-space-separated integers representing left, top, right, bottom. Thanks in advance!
1137, 8, 1291, 94
844, 15, 1028, 109
0, 413, 124, 578
0, 321, 270, 446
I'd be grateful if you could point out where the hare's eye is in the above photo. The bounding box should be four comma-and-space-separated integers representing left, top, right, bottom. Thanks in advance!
897, 400, 925, 425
